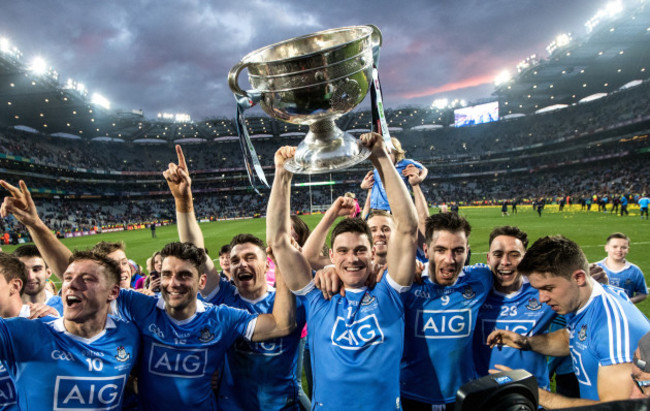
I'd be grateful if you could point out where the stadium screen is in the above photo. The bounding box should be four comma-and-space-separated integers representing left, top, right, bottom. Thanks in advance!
454, 101, 499, 127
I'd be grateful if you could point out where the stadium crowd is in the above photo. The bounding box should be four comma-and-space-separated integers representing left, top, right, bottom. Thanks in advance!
0, 131, 649, 410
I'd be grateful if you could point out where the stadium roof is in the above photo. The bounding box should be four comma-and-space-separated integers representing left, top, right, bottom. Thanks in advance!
1, 1, 650, 141
494, 1, 650, 115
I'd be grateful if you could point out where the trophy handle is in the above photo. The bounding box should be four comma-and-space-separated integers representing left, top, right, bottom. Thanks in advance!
228, 61, 252, 97
368, 25, 382, 48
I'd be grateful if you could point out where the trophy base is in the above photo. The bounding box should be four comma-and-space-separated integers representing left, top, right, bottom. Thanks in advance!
284, 121, 371, 174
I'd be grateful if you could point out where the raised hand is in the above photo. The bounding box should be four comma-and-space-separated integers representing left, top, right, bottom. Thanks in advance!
403, 164, 425, 186
274, 146, 297, 170
360, 170, 375, 190
0, 180, 42, 228
163, 145, 192, 210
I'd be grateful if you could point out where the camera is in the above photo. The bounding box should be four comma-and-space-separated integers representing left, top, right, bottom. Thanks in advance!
455, 369, 538, 411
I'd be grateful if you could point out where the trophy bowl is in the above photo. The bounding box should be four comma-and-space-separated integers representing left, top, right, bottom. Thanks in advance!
228, 25, 382, 174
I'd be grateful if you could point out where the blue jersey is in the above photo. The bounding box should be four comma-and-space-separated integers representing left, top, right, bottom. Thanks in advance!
401, 263, 493, 405
296, 274, 408, 410
211, 281, 307, 411
473, 281, 556, 389
0, 305, 55, 411
116, 289, 257, 411
370, 159, 423, 211
639, 197, 650, 209
46, 295, 64, 315
547, 315, 574, 375
566, 282, 650, 400
0, 316, 139, 410
596, 259, 647, 298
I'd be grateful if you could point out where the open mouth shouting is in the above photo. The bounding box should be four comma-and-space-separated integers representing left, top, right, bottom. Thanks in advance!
65, 295, 82, 308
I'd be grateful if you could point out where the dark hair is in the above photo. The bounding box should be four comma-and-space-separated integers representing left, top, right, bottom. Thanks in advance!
331, 218, 372, 248
606, 232, 630, 243
91, 241, 126, 256
230, 234, 266, 254
12, 244, 42, 259
0, 252, 27, 295
68, 250, 122, 286
425, 212, 471, 245
219, 244, 232, 257
160, 242, 207, 274
489, 226, 529, 249
517, 235, 588, 279
290, 215, 311, 247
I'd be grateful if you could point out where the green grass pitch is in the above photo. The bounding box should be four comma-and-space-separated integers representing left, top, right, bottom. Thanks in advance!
3, 204, 650, 314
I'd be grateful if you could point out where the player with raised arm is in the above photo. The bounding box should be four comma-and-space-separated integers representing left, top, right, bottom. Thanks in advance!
487, 235, 650, 408
163, 144, 308, 411
115, 241, 296, 410
267, 132, 419, 410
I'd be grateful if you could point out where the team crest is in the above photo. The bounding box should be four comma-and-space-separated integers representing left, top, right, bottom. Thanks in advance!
526, 298, 542, 311
361, 292, 376, 306
625, 278, 632, 285
115, 346, 130, 362
461, 286, 475, 300
199, 327, 215, 343
578, 324, 588, 342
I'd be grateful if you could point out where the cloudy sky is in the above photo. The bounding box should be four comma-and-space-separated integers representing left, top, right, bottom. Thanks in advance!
2, 0, 600, 120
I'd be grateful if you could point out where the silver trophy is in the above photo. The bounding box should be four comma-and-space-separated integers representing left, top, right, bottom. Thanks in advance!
228, 25, 382, 174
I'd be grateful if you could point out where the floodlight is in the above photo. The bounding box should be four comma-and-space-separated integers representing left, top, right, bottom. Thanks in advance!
0, 38, 10, 53
432, 98, 449, 110
91, 93, 111, 110
494, 70, 511, 86
30, 57, 48, 75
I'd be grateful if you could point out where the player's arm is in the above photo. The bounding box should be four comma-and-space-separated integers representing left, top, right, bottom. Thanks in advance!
251, 256, 297, 341
631, 270, 648, 303
360, 171, 373, 220
362, 132, 418, 287
536, 363, 633, 407
0, 180, 71, 279
301, 196, 356, 270
265, 146, 313, 292
403, 163, 429, 250
163, 145, 221, 296
487, 327, 570, 356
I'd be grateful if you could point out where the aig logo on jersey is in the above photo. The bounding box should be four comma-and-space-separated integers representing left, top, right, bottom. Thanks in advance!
331, 314, 384, 350
0, 376, 16, 407
54, 375, 126, 410
148, 343, 208, 378
415, 309, 471, 339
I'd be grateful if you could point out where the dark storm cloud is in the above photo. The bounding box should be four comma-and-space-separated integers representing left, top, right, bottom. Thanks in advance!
1, 0, 599, 120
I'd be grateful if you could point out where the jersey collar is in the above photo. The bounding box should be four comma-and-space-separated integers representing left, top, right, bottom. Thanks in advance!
51, 316, 116, 344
